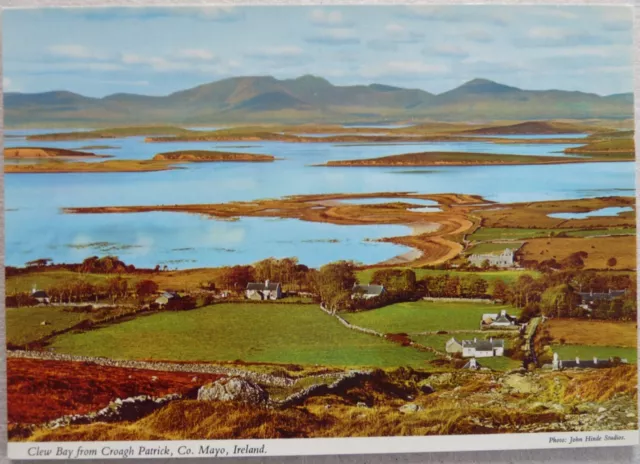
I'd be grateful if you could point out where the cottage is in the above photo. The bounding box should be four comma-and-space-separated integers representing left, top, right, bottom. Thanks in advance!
468, 248, 515, 268
246, 280, 282, 301
445, 337, 464, 354
351, 284, 385, 300
481, 309, 517, 329
552, 352, 621, 370
31, 286, 50, 304
155, 291, 180, 307
578, 289, 625, 308
462, 358, 482, 370
461, 338, 504, 358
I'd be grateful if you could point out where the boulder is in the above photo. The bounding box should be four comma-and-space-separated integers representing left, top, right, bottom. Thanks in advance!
197, 377, 268, 404
399, 403, 422, 413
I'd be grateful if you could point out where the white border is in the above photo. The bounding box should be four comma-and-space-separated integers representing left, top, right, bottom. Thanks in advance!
8, 431, 640, 459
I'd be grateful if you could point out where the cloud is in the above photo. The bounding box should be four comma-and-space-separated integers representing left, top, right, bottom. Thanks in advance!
383, 22, 424, 43
402, 6, 507, 26
309, 9, 348, 26
423, 44, 469, 58
175, 49, 216, 61
48, 44, 100, 59
3, 77, 14, 91
246, 46, 304, 59
72, 6, 245, 22
306, 28, 359, 45
519, 27, 616, 47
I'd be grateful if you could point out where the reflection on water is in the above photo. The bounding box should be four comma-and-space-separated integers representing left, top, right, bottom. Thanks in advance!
548, 207, 633, 219
3, 130, 635, 269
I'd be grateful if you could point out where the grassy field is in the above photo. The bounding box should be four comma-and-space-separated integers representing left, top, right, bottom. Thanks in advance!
469, 227, 636, 241
6, 306, 92, 346
6, 270, 141, 294
519, 235, 636, 269
465, 242, 524, 255
48, 303, 434, 368
546, 319, 637, 348
552, 345, 637, 363
344, 301, 518, 334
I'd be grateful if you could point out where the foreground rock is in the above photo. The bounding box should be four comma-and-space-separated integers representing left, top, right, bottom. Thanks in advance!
197, 378, 268, 404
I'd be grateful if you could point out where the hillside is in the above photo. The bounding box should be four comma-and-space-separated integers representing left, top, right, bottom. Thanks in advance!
5, 76, 633, 127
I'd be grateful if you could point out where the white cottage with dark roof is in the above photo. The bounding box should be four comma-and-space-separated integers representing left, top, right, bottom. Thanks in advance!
351, 284, 385, 300
246, 280, 282, 301
481, 309, 518, 329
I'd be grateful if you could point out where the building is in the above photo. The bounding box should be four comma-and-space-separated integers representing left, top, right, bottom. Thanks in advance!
481, 309, 518, 329
155, 291, 180, 307
461, 338, 505, 358
246, 280, 282, 301
445, 337, 464, 354
552, 352, 622, 370
31, 285, 50, 304
468, 248, 515, 268
578, 289, 626, 308
351, 284, 385, 300
462, 358, 482, 370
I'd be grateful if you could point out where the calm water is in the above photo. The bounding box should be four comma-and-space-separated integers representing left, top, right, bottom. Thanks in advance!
548, 207, 634, 219
4, 130, 635, 269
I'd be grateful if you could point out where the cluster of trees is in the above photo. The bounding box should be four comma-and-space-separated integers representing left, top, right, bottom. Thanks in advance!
422, 274, 489, 299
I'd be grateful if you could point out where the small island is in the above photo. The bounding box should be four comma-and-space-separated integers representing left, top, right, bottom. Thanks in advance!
4, 149, 275, 174
4, 147, 112, 159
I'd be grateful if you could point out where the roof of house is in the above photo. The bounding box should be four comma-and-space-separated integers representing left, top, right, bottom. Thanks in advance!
578, 290, 625, 301
462, 359, 482, 369
161, 291, 180, 299
482, 312, 516, 324
559, 359, 613, 369
462, 339, 504, 351
32, 290, 48, 298
352, 284, 385, 296
246, 282, 281, 291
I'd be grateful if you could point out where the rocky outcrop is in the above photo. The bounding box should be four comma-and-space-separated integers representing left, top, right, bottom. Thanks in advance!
197, 378, 268, 405
45, 393, 181, 430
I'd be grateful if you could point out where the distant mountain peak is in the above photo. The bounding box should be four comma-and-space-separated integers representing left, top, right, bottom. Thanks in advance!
452, 78, 521, 94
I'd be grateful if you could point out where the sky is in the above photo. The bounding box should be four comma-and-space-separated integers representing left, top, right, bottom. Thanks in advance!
2, 5, 635, 97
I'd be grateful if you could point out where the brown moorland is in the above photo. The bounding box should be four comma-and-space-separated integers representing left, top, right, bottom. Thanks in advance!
4, 147, 111, 159
546, 319, 637, 348
7, 358, 223, 424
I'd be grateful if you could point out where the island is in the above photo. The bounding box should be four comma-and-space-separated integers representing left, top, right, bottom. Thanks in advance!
4, 149, 275, 174
4, 147, 112, 159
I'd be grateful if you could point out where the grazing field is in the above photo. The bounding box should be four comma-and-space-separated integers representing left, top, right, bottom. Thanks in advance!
519, 235, 636, 269
344, 301, 518, 334
6, 270, 140, 294
546, 319, 637, 348
552, 345, 637, 363
465, 242, 524, 255
469, 227, 636, 242
48, 304, 433, 367
7, 358, 223, 424
356, 268, 539, 291
7, 307, 93, 346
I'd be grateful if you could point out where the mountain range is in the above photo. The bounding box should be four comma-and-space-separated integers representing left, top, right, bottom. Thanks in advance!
4, 76, 634, 126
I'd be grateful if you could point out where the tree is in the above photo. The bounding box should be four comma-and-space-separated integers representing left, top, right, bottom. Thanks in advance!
25, 258, 52, 268
560, 251, 588, 270
315, 261, 356, 314
135, 280, 159, 301
371, 269, 416, 294
540, 284, 580, 318
492, 278, 508, 301
107, 276, 129, 303
219, 265, 255, 294
607, 257, 618, 268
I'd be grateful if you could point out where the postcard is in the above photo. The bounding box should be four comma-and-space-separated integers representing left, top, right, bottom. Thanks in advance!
2, 4, 638, 460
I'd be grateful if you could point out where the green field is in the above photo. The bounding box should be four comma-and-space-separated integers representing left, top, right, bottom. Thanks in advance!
48, 303, 434, 368
6, 306, 91, 346
465, 242, 524, 255
6, 270, 140, 294
470, 227, 636, 241
356, 268, 539, 290
552, 345, 637, 363
344, 301, 518, 334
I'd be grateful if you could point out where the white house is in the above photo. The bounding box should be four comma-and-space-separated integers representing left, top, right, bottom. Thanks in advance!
481, 309, 517, 329
468, 248, 515, 268
461, 338, 505, 358
462, 358, 482, 370
31, 285, 50, 304
552, 352, 620, 370
445, 337, 464, 354
246, 280, 282, 301
351, 284, 385, 300
155, 291, 180, 307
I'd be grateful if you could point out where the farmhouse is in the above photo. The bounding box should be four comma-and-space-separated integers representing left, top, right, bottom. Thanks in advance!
155, 291, 180, 307
578, 289, 626, 308
31, 286, 50, 304
445, 337, 463, 354
351, 284, 385, 300
552, 352, 623, 370
461, 338, 505, 358
481, 309, 518, 329
246, 280, 282, 301
468, 248, 515, 268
